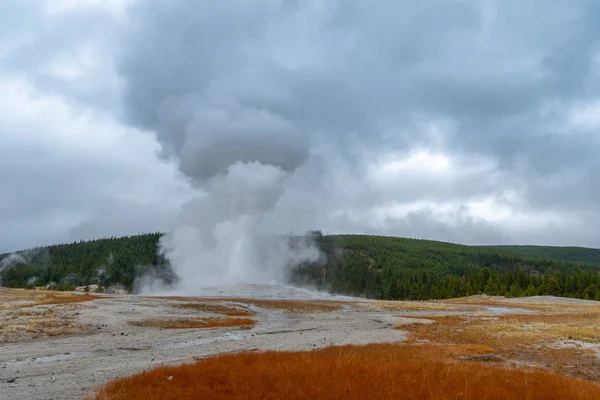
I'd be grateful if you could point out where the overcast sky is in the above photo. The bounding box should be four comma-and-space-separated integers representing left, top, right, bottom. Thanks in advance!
1, 0, 600, 253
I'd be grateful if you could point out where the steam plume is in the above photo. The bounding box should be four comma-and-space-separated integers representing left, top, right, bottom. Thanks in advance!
118, 1, 323, 293
0, 248, 49, 284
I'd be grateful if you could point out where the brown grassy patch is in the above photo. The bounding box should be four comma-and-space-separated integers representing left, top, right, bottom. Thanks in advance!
172, 302, 255, 317
393, 316, 466, 330
1, 305, 85, 341
0, 288, 93, 341
93, 343, 600, 400
158, 296, 342, 312
132, 317, 255, 329
397, 309, 600, 380
366, 299, 483, 312
400, 310, 600, 345
34, 292, 96, 306
445, 295, 600, 311
0, 287, 96, 309
227, 298, 341, 312
493, 312, 600, 343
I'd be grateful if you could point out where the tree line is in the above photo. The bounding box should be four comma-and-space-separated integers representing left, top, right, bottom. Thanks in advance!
2, 231, 600, 300
0, 233, 175, 292
290, 232, 600, 301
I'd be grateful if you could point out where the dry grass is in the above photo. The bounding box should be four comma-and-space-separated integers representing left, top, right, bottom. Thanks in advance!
227, 298, 341, 312
131, 317, 255, 330
1, 305, 85, 342
402, 311, 600, 346
366, 299, 483, 312
93, 343, 600, 400
34, 292, 96, 306
396, 308, 600, 380
158, 296, 343, 312
394, 316, 467, 329
0, 287, 96, 309
494, 312, 600, 343
167, 300, 255, 317
0, 287, 94, 342
445, 295, 600, 311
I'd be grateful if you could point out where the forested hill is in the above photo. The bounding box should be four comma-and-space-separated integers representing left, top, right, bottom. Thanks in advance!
483, 245, 600, 265
0, 233, 174, 292
291, 233, 600, 300
2, 232, 600, 300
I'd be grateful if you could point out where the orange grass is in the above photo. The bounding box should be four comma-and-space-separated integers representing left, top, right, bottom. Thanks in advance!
93, 343, 600, 400
35, 292, 96, 306
158, 296, 342, 312
402, 312, 600, 346
209, 298, 342, 312
131, 317, 255, 329
0, 287, 96, 309
173, 302, 255, 317
0, 288, 92, 341
397, 311, 600, 380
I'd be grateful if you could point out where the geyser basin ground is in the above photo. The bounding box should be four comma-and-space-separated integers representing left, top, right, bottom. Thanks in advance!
1, 286, 600, 400
148, 283, 364, 300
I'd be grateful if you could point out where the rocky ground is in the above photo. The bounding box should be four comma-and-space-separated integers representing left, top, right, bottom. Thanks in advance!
1, 285, 599, 400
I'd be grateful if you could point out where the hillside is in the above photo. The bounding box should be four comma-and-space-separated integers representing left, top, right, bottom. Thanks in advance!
484, 245, 600, 265
292, 233, 600, 300
0, 233, 174, 292
2, 232, 600, 300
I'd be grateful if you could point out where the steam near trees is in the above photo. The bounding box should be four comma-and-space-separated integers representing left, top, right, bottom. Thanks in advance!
0, 233, 173, 292
2, 232, 600, 301
293, 233, 600, 301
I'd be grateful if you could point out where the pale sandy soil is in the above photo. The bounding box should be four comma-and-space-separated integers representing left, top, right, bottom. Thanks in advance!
0, 286, 403, 400
1, 286, 599, 400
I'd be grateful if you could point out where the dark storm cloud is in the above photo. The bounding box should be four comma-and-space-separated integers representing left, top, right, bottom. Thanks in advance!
2, 0, 600, 252
118, 0, 600, 158
111, 0, 600, 245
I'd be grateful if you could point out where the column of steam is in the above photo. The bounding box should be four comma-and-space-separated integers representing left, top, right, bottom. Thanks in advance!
117, 3, 323, 294
135, 103, 320, 293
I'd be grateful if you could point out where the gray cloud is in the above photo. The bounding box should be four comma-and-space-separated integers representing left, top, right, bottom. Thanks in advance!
0, 69, 191, 253
113, 0, 600, 248
1, 0, 600, 255
1, 1, 124, 114
118, 0, 600, 156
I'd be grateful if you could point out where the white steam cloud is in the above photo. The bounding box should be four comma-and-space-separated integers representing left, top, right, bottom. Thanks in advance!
143, 142, 321, 294
118, 2, 324, 293
0, 248, 48, 272
158, 162, 321, 293
0, 253, 29, 272
0, 248, 49, 285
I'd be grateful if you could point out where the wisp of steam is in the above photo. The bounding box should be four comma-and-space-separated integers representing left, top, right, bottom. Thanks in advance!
118, 1, 325, 294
